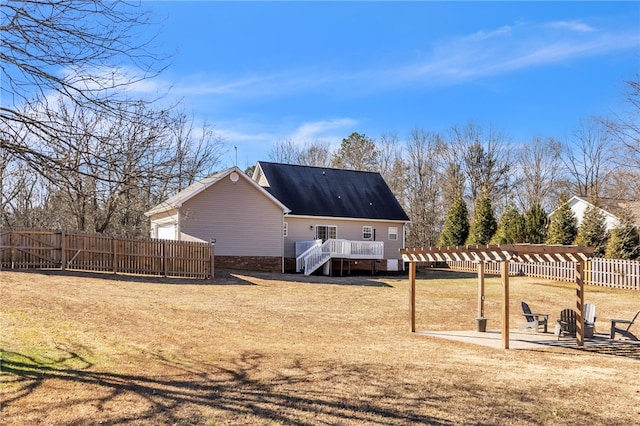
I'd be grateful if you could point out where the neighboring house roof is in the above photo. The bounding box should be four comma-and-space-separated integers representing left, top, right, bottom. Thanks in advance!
145, 166, 290, 217
253, 161, 410, 221
552, 195, 640, 231
591, 197, 640, 224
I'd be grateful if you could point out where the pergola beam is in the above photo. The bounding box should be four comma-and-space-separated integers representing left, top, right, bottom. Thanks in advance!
401, 244, 594, 350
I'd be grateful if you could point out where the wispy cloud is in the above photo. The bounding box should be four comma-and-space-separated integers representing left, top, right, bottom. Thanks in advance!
211, 117, 357, 151
165, 19, 638, 103
398, 20, 638, 84
546, 20, 596, 32
289, 118, 358, 142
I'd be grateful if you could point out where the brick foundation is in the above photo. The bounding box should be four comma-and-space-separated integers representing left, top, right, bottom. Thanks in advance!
284, 258, 405, 275
215, 256, 282, 273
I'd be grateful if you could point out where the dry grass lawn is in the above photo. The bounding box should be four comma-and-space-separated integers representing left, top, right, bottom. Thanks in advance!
1, 268, 639, 425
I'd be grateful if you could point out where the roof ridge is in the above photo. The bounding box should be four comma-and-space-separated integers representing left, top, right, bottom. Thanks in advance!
258, 161, 381, 174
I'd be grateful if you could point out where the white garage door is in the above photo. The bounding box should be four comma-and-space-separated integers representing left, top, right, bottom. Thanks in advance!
157, 224, 176, 240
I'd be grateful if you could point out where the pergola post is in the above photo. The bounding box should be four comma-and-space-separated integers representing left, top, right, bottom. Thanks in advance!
400, 244, 594, 350
501, 260, 510, 349
409, 261, 416, 333
477, 262, 485, 318
575, 260, 585, 346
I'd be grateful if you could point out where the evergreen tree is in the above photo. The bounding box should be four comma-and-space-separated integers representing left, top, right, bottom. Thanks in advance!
331, 132, 379, 171
491, 202, 525, 244
605, 207, 640, 260
546, 201, 578, 245
438, 191, 469, 247
466, 191, 497, 245
524, 203, 548, 243
574, 204, 608, 256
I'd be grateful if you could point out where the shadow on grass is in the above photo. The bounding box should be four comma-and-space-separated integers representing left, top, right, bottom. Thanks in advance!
1, 347, 456, 425
1, 268, 257, 286
415, 268, 478, 281
241, 270, 395, 287
4, 268, 399, 287
534, 337, 640, 360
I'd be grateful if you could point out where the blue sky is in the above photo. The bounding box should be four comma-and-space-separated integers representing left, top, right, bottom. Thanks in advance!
142, 1, 639, 169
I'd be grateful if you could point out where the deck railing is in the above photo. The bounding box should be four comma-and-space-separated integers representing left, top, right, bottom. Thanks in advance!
296, 239, 384, 275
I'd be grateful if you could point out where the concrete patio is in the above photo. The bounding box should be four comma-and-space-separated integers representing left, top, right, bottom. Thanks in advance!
416, 329, 640, 355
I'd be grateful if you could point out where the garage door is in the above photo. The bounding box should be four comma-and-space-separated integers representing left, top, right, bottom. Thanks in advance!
157, 224, 176, 240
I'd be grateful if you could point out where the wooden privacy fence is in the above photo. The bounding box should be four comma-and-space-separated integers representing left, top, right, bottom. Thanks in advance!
447, 258, 640, 290
0, 229, 213, 279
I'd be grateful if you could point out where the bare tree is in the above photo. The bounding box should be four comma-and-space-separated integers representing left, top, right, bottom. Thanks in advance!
5, 98, 223, 237
377, 132, 407, 204
165, 111, 226, 192
447, 122, 513, 211
268, 139, 332, 167
268, 139, 301, 164
515, 136, 562, 212
601, 75, 640, 170
298, 141, 333, 167
1, 0, 166, 178
404, 129, 445, 247
561, 118, 613, 199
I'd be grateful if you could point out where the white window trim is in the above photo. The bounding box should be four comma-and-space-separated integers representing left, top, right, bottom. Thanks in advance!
388, 226, 398, 241
315, 225, 337, 241
363, 225, 373, 240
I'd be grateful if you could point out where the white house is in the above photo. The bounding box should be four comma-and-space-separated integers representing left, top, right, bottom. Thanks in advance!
145, 162, 410, 274
555, 195, 640, 231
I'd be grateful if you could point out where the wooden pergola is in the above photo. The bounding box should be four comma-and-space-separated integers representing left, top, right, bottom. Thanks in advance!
400, 244, 595, 349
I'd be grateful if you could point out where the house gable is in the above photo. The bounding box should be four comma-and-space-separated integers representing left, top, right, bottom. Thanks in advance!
145, 166, 289, 217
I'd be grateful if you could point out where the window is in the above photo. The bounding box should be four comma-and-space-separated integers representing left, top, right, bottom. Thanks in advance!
388, 226, 398, 241
362, 225, 373, 240
283, 221, 288, 237
315, 225, 337, 242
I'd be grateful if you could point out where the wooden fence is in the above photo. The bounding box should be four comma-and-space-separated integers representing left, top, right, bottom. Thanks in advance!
0, 229, 213, 279
447, 258, 640, 290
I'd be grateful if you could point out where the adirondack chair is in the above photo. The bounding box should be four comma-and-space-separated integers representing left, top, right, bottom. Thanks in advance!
584, 303, 596, 338
556, 308, 577, 340
520, 301, 549, 333
610, 310, 639, 341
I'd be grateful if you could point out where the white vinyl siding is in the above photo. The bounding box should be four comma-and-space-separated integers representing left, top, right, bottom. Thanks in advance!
178, 174, 284, 257
283, 217, 405, 261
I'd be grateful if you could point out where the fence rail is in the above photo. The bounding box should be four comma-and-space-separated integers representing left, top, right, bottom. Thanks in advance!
0, 228, 213, 279
446, 258, 640, 290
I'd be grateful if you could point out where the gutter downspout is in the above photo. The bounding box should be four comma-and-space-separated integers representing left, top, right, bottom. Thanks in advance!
281, 212, 290, 273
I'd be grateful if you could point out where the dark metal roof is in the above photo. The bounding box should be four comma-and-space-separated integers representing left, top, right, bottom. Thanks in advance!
257, 162, 409, 221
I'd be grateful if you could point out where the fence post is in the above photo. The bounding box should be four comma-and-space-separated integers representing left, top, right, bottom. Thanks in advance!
163, 240, 168, 277
10, 230, 15, 269
112, 236, 118, 274
60, 230, 66, 270
210, 239, 216, 279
